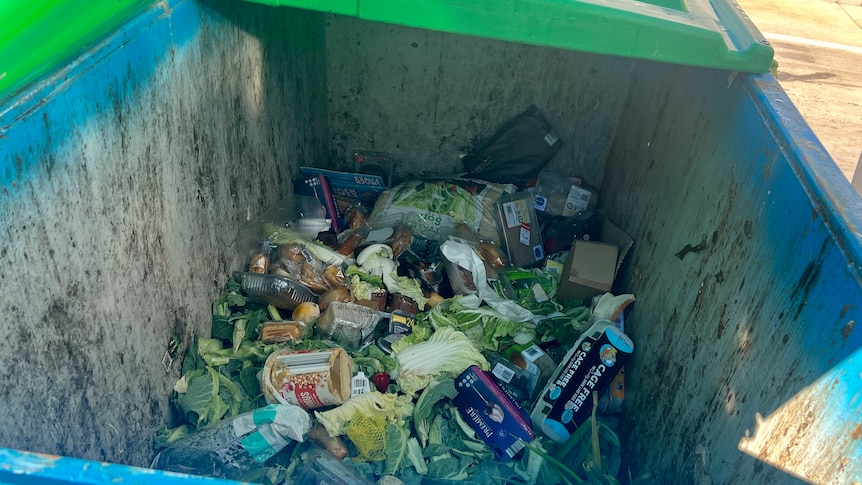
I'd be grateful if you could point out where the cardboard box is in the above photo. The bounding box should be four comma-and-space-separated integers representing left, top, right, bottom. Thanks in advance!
557, 217, 633, 301
453, 366, 534, 461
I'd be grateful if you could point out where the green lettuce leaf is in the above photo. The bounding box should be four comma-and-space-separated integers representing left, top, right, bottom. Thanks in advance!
176, 366, 230, 427
383, 423, 409, 475
413, 377, 457, 447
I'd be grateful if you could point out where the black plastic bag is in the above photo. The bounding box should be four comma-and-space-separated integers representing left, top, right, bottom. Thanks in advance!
462, 106, 563, 186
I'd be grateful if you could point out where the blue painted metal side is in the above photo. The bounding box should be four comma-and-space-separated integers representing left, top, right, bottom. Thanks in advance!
602, 61, 862, 483
0, 448, 244, 484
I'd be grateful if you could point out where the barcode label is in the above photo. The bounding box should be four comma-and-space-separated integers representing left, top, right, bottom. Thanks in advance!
522, 344, 542, 363
503, 200, 530, 228
351, 374, 370, 396
506, 439, 526, 458
492, 363, 516, 383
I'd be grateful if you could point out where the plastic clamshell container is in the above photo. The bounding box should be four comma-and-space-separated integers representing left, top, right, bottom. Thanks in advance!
234, 271, 318, 310
316, 301, 382, 351
0, 0, 860, 483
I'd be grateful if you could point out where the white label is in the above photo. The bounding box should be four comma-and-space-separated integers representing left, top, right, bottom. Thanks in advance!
503, 200, 531, 228
506, 438, 526, 458
519, 224, 531, 246
563, 185, 592, 216
544, 132, 559, 146
492, 363, 516, 383
351, 372, 370, 396
522, 344, 543, 363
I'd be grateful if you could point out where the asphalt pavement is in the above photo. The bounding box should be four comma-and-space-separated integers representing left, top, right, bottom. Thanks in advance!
736, 0, 862, 183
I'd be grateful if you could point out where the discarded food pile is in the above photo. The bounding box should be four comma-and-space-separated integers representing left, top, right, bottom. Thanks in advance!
152, 107, 642, 485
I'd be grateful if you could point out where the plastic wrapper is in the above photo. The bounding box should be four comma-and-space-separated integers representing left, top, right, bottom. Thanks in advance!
260, 321, 310, 343
532, 170, 596, 217
152, 404, 311, 482
368, 178, 514, 242
295, 446, 374, 485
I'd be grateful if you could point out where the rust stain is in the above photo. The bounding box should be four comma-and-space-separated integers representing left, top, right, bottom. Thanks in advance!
840, 304, 852, 319
851, 423, 862, 441
841, 320, 855, 342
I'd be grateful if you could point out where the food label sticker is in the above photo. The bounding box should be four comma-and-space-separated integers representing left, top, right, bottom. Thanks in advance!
564, 185, 592, 216
503, 200, 531, 228
534, 195, 547, 212
533, 244, 545, 261
492, 363, 516, 383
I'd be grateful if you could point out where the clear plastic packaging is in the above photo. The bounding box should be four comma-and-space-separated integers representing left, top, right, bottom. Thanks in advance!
152, 404, 311, 482
533, 170, 598, 217
235, 271, 318, 310
444, 256, 478, 296
294, 446, 374, 485
316, 301, 382, 351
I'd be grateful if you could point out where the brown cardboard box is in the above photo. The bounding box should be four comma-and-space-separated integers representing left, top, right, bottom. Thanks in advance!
557, 217, 633, 301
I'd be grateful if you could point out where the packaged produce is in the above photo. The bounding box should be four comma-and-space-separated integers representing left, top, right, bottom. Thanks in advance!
453, 365, 534, 462
316, 301, 383, 351
369, 178, 514, 242
496, 191, 546, 268
532, 169, 598, 217
531, 320, 633, 442
487, 353, 539, 408
262, 348, 353, 409
260, 321, 310, 343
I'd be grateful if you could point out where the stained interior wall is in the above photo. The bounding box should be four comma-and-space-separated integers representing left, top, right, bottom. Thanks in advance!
0, 0, 328, 466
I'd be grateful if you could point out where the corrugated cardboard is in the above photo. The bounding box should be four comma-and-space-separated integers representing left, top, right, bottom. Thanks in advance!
557, 217, 633, 301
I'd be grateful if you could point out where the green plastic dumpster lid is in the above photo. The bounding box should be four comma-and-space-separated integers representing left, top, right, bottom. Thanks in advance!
245, 0, 775, 74
0, 0, 150, 106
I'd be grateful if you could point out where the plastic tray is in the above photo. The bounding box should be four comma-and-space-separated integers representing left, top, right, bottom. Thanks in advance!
234, 271, 318, 310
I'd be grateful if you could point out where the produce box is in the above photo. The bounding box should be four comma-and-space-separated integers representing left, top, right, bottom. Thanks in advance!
557, 216, 633, 302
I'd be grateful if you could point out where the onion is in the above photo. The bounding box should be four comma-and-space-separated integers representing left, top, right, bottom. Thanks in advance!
291, 302, 321, 326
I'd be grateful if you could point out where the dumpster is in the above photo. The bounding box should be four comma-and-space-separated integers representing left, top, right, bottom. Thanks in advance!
1, 0, 861, 483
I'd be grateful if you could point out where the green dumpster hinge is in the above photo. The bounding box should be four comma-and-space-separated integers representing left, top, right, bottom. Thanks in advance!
243, 0, 775, 73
